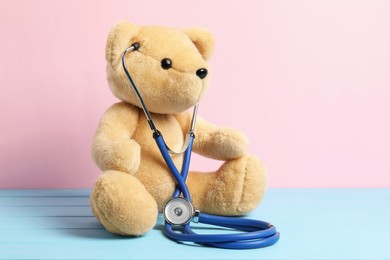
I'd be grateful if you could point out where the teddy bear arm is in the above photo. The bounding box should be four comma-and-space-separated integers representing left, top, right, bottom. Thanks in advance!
175, 112, 249, 160
92, 102, 141, 174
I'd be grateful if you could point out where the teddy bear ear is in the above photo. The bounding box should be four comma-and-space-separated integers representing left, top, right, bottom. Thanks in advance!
182, 27, 215, 61
106, 21, 140, 66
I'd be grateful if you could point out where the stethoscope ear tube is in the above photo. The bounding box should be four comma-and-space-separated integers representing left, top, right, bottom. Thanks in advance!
122, 47, 199, 155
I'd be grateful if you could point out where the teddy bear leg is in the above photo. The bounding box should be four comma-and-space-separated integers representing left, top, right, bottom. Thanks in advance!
90, 170, 158, 236
187, 155, 267, 216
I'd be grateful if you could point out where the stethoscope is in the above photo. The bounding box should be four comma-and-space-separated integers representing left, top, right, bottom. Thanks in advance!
121, 43, 280, 249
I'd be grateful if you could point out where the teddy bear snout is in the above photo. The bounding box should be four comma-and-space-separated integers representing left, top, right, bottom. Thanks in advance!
196, 68, 208, 79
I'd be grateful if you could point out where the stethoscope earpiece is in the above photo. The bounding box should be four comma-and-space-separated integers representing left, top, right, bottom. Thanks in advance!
131, 42, 140, 51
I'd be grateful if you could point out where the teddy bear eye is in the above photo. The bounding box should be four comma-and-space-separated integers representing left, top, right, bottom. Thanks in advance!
161, 58, 172, 70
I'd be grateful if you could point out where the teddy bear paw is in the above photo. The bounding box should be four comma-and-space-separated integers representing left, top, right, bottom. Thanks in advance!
90, 170, 158, 236
203, 155, 267, 215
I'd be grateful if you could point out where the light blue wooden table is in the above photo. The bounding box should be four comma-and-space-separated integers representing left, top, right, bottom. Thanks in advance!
0, 189, 389, 259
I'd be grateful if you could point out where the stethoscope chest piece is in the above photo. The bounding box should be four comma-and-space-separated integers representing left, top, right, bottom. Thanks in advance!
163, 197, 196, 225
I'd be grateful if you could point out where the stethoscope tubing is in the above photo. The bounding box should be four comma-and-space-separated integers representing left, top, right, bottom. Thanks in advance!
154, 133, 192, 201
164, 222, 280, 249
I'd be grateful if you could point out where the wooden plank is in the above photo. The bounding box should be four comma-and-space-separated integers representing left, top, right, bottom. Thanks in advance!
0, 206, 92, 217
0, 189, 90, 197
0, 228, 120, 243
0, 223, 278, 260
0, 197, 89, 206
0, 242, 226, 260
0, 216, 236, 243
0, 216, 103, 229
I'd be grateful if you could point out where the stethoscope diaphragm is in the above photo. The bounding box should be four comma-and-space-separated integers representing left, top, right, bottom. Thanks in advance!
163, 197, 194, 225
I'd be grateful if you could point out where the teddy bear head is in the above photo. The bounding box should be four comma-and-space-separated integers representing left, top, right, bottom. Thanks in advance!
105, 22, 214, 114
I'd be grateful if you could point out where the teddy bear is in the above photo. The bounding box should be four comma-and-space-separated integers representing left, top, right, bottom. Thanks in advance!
90, 21, 267, 236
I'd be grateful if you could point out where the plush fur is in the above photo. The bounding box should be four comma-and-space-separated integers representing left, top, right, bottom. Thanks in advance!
90, 21, 267, 236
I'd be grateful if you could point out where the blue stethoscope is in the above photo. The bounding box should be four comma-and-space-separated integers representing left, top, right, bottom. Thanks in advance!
122, 43, 280, 249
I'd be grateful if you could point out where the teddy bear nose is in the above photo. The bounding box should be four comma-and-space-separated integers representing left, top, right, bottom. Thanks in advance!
196, 68, 208, 79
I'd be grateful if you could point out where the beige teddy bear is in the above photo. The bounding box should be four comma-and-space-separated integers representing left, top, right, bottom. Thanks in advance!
90, 21, 267, 236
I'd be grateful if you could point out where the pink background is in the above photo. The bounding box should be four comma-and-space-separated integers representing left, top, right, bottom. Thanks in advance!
1, 0, 389, 189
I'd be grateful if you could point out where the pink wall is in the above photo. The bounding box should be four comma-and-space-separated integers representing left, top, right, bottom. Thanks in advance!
1, 0, 389, 189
